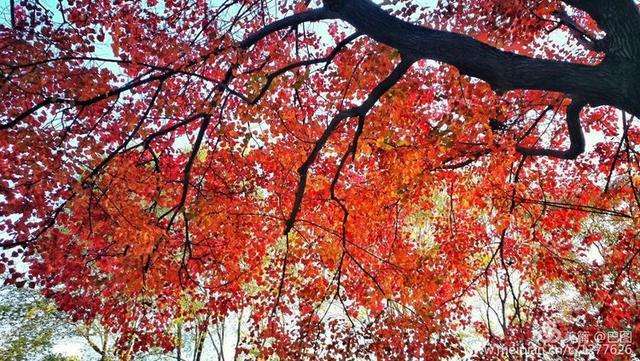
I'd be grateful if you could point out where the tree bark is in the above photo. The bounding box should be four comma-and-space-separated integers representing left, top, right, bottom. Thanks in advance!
318, 0, 640, 117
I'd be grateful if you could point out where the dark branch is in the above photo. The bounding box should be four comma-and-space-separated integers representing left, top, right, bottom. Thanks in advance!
283, 56, 414, 235
236, 31, 361, 105
516, 98, 586, 159
9, 0, 15, 29
327, 0, 639, 116
554, 7, 605, 51
1, 71, 173, 131
128, 112, 211, 151
0, 98, 54, 130
324, 31, 362, 70
86, 79, 165, 181
162, 114, 212, 228
239, 8, 334, 49
562, 0, 640, 59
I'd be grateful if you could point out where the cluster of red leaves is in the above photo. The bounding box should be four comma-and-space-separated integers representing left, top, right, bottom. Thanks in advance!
1, 0, 640, 359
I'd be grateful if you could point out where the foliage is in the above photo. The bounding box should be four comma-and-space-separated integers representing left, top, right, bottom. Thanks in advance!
1, 0, 640, 359
0, 286, 72, 361
0, 284, 222, 361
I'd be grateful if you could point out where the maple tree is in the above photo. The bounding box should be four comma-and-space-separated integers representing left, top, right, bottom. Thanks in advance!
1, 0, 640, 358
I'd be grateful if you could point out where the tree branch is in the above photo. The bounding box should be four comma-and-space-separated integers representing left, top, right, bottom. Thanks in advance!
239, 8, 334, 49
283, 56, 414, 235
234, 31, 361, 105
9, 0, 15, 29
562, 0, 640, 59
1, 71, 174, 131
326, 0, 638, 116
516, 98, 586, 159
161, 114, 212, 229
554, 7, 605, 51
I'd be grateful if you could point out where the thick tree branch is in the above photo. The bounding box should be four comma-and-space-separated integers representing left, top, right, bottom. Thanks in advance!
0, 196, 72, 249
325, 0, 639, 116
516, 98, 586, 159
561, 0, 640, 59
554, 7, 605, 51
239, 8, 333, 49
9, 0, 15, 29
0, 98, 54, 130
